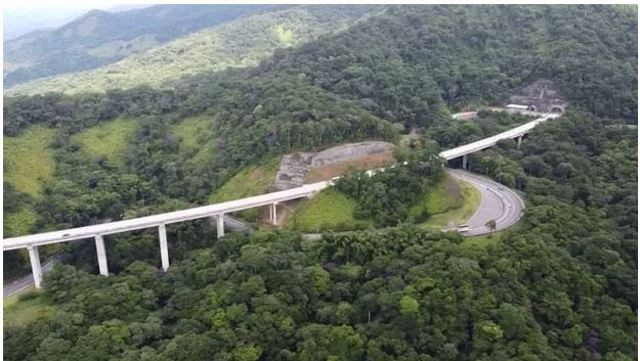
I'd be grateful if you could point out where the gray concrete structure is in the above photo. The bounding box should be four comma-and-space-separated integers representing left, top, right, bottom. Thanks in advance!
158, 224, 169, 271
95, 235, 108, 276
505, 79, 567, 114
439, 114, 560, 161
27, 246, 42, 289
216, 214, 225, 238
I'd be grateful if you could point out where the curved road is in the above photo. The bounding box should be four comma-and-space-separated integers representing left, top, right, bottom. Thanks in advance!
447, 169, 525, 236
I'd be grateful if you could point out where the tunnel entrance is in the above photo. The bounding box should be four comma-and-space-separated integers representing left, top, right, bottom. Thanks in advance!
550, 106, 563, 113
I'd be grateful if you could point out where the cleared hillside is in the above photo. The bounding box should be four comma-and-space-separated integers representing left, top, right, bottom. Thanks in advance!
7, 5, 381, 95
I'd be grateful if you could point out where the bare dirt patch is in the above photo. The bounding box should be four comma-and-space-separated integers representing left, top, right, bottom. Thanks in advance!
305, 150, 395, 182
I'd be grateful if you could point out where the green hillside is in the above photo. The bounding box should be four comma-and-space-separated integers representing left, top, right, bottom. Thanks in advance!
72, 117, 137, 166
287, 188, 367, 232
4, 5, 273, 86
3, 126, 57, 197
3, 126, 57, 237
172, 115, 218, 165
4, 206, 38, 237
7, 6, 381, 95
208, 157, 281, 220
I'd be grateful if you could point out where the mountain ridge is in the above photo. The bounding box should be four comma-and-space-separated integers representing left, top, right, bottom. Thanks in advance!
4, 4, 278, 86
6, 5, 384, 96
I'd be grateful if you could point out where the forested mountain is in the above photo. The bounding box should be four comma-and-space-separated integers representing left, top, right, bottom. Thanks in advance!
4, 4, 275, 86
9, 5, 636, 125
3, 5, 636, 237
258, 5, 637, 123
3, 5, 637, 360
6, 5, 382, 95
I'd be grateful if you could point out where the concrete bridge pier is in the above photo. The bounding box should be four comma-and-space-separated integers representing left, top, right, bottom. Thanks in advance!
158, 224, 170, 271
517, 135, 523, 149
95, 235, 109, 276
27, 246, 42, 288
462, 155, 468, 170
269, 203, 278, 225
217, 214, 225, 238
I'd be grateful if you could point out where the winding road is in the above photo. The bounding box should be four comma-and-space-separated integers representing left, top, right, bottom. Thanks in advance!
447, 169, 525, 236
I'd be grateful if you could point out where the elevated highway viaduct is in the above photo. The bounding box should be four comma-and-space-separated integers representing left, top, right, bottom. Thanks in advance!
3, 113, 559, 289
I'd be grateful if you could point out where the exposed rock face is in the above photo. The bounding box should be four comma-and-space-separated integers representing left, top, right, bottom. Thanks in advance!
272, 141, 395, 190
273, 152, 314, 191
506, 79, 567, 113
312, 141, 394, 167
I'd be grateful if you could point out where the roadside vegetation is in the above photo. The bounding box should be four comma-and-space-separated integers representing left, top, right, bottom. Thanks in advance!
286, 188, 367, 232
4, 289, 55, 329
208, 157, 281, 220
418, 177, 481, 229
289, 173, 481, 233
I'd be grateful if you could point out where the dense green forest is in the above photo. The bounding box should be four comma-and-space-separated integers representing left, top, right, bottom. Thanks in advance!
333, 143, 445, 226
5, 110, 636, 361
3, 5, 637, 360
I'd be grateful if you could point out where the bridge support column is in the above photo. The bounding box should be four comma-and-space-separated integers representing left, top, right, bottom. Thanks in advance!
270, 203, 278, 225
27, 246, 43, 289
217, 214, 225, 238
158, 224, 169, 272
517, 135, 523, 149
462, 155, 468, 170
95, 235, 109, 276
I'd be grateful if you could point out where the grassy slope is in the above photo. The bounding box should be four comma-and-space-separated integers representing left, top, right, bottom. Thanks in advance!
72, 117, 137, 166
419, 177, 481, 229
286, 188, 366, 232
172, 115, 217, 165
4, 126, 57, 235
4, 207, 38, 236
3, 126, 57, 197
288, 174, 482, 232
209, 157, 281, 203
8, 6, 378, 95
4, 289, 55, 328
208, 157, 280, 220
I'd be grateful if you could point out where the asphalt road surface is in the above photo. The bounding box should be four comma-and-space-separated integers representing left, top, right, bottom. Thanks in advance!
447, 168, 525, 236
3, 257, 58, 298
